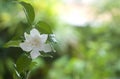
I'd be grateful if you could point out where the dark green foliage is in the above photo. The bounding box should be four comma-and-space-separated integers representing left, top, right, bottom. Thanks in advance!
20, 2, 35, 25
35, 21, 53, 34
3, 40, 21, 48
16, 54, 31, 73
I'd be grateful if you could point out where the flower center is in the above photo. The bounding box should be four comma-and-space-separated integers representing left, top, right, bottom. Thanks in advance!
31, 37, 41, 47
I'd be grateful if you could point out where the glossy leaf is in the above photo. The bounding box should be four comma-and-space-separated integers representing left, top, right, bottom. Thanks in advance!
3, 40, 21, 48
16, 54, 32, 73
29, 61, 37, 70
35, 21, 53, 34
20, 2, 35, 25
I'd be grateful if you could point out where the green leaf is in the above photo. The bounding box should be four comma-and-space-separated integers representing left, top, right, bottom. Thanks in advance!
20, 2, 35, 25
16, 54, 32, 73
30, 58, 45, 70
35, 21, 53, 34
29, 61, 37, 70
3, 40, 21, 48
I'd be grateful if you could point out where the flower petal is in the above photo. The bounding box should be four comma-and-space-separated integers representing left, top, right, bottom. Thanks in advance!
19, 42, 32, 52
30, 28, 40, 37
30, 50, 40, 59
41, 44, 52, 52
24, 32, 31, 41
40, 34, 48, 43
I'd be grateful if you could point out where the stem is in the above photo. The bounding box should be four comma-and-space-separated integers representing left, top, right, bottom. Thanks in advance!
26, 71, 31, 79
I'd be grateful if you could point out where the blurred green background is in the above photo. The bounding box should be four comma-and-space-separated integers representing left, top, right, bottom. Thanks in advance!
1, 0, 120, 79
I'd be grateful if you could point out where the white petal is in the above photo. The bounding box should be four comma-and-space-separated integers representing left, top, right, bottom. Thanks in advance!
19, 42, 32, 52
30, 28, 40, 37
41, 44, 52, 52
40, 34, 48, 43
30, 50, 40, 59
24, 32, 30, 41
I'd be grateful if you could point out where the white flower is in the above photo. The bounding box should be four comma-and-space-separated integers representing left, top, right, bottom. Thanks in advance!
19, 28, 52, 59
